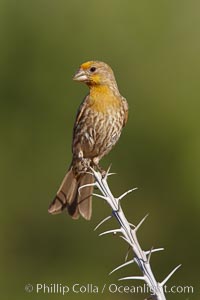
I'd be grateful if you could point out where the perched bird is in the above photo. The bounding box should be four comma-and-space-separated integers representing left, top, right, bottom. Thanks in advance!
48, 61, 128, 220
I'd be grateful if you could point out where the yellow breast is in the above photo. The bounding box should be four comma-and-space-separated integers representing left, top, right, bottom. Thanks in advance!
89, 85, 121, 113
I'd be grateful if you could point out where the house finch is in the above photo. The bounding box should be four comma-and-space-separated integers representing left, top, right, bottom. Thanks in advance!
48, 61, 128, 220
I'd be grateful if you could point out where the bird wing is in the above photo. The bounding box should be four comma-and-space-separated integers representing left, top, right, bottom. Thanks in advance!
71, 95, 89, 152
74, 95, 89, 127
122, 96, 128, 127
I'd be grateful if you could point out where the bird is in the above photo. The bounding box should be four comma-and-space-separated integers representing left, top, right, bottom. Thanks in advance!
48, 60, 128, 220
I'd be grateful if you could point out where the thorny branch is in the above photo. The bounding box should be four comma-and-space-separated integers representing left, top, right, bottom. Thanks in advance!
80, 166, 181, 300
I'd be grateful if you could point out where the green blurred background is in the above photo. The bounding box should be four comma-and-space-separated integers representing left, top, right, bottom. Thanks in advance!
1, 1, 200, 299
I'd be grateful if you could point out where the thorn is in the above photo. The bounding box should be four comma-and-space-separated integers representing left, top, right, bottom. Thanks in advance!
102, 164, 116, 179
134, 214, 149, 232
120, 235, 131, 244
78, 182, 96, 195
160, 264, 182, 287
147, 247, 154, 264
109, 259, 134, 275
106, 164, 112, 176
99, 228, 122, 237
145, 248, 164, 255
92, 193, 109, 200
94, 215, 112, 231
107, 172, 117, 177
125, 245, 131, 261
119, 276, 145, 281
129, 222, 136, 228
117, 188, 138, 201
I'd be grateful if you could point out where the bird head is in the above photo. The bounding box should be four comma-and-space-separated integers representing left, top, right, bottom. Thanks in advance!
73, 61, 118, 88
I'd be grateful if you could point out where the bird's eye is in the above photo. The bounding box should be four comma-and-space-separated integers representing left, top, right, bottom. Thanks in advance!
90, 67, 96, 72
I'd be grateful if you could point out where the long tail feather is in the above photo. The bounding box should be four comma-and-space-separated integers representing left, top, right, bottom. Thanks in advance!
77, 173, 94, 220
48, 168, 94, 220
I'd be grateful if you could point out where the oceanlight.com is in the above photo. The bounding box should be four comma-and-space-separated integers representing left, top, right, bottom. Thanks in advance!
24, 283, 194, 295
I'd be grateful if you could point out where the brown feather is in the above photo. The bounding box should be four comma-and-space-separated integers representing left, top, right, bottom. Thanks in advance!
48, 167, 94, 220
48, 60, 128, 220
77, 173, 94, 220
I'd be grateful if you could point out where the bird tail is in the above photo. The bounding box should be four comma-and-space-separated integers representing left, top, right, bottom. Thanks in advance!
48, 167, 94, 220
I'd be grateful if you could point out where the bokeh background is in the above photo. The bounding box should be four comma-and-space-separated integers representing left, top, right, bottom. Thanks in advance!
1, 1, 200, 299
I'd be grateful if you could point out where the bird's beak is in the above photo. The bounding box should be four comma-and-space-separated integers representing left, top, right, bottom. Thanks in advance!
73, 69, 88, 82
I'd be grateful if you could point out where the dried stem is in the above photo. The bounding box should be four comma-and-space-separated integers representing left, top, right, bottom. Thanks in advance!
81, 167, 181, 300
